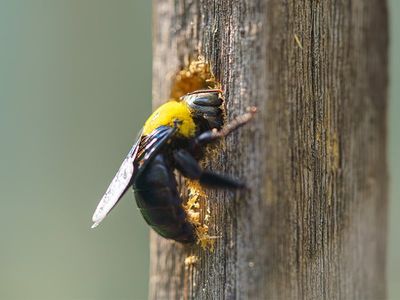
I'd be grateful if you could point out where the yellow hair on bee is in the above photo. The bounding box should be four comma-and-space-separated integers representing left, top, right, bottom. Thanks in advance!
142, 101, 196, 137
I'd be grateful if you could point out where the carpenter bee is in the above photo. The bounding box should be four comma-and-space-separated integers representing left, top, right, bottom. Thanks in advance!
91, 89, 256, 243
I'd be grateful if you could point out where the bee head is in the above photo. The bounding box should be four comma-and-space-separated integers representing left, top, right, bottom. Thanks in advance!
181, 90, 224, 131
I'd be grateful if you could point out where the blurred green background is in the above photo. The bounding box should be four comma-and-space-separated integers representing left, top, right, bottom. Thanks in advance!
0, 1, 398, 300
0, 1, 151, 299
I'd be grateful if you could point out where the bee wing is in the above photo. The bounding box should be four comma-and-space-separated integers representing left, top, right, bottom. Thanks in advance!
91, 126, 176, 228
91, 137, 142, 228
133, 126, 177, 176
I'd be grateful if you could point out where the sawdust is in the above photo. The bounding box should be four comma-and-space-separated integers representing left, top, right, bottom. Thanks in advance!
184, 255, 199, 267
184, 180, 217, 251
170, 57, 221, 100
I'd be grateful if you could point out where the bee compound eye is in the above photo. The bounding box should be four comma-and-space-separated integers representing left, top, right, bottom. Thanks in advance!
192, 93, 223, 107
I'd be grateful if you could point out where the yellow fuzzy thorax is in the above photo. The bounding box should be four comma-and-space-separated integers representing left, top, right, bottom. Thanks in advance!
142, 100, 196, 137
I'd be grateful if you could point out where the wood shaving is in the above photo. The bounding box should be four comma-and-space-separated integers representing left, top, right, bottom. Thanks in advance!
294, 34, 303, 49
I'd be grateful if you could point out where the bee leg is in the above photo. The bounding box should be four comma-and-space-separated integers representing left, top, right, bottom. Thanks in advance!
173, 149, 245, 189
191, 107, 257, 149
199, 171, 245, 189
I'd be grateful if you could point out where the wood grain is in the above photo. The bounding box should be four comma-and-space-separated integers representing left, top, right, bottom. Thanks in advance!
150, 0, 389, 299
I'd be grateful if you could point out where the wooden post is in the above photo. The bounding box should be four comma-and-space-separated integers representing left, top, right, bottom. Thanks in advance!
150, 1, 389, 299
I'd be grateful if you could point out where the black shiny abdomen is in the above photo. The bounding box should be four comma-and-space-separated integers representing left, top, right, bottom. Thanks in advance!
133, 154, 196, 243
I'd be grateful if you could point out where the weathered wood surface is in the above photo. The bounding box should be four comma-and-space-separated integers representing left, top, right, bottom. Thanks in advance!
150, 0, 389, 299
